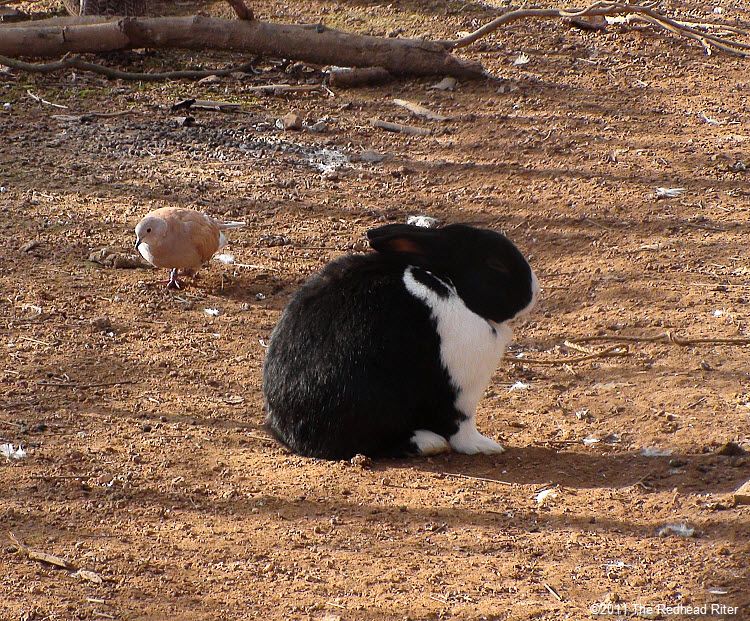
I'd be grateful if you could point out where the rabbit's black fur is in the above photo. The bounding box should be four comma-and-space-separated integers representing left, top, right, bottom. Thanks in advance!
263, 224, 537, 459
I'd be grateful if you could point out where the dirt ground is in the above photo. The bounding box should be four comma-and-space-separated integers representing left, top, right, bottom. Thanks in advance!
1, 1, 749, 619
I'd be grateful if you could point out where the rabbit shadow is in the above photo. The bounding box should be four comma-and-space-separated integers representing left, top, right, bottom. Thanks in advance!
376, 445, 750, 496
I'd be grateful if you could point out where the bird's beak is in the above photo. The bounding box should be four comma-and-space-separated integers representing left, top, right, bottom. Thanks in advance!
135, 237, 141, 250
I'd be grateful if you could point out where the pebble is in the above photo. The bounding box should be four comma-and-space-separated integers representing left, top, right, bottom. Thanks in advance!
278, 112, 303, 131
350, 454, 372, 469
173, 116, 196, 128
428, 76, 458, 91
308, 121, 327, 133
357, 150, 389, 164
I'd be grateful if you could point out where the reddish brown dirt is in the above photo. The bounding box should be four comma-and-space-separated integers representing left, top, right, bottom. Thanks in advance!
1, 1, 749, 620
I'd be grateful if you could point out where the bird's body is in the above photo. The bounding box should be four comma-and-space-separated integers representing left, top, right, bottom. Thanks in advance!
134, 207, 245, 288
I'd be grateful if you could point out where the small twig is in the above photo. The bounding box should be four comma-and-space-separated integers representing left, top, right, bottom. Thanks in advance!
392, 98, 448, 122
517, 344, 630, 365
544, 583, 564, 602
628, 473, 654, 490
245, 83, 326, 95
18, 336, 55, 346
226, 0, 253, 20
245, 433, 277, 444
687, 396, 707, 409
26, 89, 68, 109
230, 262, 280, 271
52, 110, 137, 121
36, 380, 137, 389
370, 118, 431, 136
574, 331, 750, 347
443, 473, 514, 486
29, 474, 94, 480
326, 601, 347, 610
0, 55, 257, 82
8, 531, 71, 569
0, 418, 24, 428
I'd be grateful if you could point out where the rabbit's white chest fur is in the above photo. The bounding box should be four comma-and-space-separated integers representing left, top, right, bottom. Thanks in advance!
403, 267, 512, 417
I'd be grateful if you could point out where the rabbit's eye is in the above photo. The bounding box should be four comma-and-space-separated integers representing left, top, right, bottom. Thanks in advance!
487, 257, 510, 274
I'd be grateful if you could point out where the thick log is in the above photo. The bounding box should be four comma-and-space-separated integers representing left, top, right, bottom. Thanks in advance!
0, 16, 485, 78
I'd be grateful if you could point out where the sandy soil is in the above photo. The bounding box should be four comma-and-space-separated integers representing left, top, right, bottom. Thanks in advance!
1, 1, 749, 620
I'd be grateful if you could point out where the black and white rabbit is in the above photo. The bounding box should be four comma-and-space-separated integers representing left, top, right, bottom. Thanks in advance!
262, 223, 539, 460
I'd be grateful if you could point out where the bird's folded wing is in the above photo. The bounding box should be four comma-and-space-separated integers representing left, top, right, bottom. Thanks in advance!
183, 218, 221, 264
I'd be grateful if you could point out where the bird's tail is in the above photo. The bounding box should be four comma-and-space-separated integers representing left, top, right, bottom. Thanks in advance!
219, 221, 246, 230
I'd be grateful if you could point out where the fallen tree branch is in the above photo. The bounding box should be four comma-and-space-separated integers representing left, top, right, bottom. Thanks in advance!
0, 15, 485, 78
439, 1, 750, 57
0, 54, 257, 81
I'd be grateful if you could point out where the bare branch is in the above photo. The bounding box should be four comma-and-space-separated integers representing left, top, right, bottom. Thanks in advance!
440, 1, 750, 57
0, 54, 257, 81
226, 0, 253, 21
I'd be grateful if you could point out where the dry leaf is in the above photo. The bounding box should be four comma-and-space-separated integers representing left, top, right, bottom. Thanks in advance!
73, 569, 103, 584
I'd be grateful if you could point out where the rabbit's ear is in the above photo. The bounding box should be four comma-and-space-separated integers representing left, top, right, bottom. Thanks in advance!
367, 224, 445, 258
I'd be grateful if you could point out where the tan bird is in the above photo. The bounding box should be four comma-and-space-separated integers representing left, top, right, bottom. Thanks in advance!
134, 207, 245, 288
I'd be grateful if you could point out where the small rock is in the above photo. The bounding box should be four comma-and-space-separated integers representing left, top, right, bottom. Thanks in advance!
112, 253, 147, 269
350, 453, 372, 469
356, 150, 388, 164
308, 121, 327, 133
2, 103, 10, 111
278, 112, 303, 131
407, 215, 440, 228
88, 248, 114, 266
173, 116, 196, 128
428, 76, 458, 91
668, 458, 687, 468
566, 15, 608, 31
716, 442, 747, 457
141, 424, 152, 433
733, 480, 750, 505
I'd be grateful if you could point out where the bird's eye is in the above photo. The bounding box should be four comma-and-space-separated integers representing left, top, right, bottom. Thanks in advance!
146, 227, 152, 233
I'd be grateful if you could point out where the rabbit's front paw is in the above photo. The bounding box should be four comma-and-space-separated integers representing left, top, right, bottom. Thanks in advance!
449, 421, 505, 455
411, 430, 451, 456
